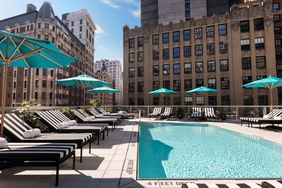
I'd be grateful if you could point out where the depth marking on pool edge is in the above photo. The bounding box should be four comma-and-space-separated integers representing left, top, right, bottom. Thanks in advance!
126, 160, 134, 175
146, 181, 196, 186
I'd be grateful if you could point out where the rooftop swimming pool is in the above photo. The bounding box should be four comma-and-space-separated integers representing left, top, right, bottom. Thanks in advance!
138, 122, 282, 179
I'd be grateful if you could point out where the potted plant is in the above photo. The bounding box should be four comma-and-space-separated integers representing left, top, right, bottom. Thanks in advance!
61, 107, 75, 119
17, 100, 38, 126
89, 99, 102, 109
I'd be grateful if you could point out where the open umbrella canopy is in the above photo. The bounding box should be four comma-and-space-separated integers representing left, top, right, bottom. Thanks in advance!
88, 86, 120, 94
242, 76, 282, 89
56, 75, 111, 88
149, 88, 176, 95
187, 86, 218, 94
0, 30, 78, 68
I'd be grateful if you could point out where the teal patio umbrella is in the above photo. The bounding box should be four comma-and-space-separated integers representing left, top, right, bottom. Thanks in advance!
88, 86, 120, 94
187, 86, 218, 94
149, 88, 176, 95
0, 30, 78, 136
187, 86, 218, 105
56, 75, 111, 106
242, 76, 282, 110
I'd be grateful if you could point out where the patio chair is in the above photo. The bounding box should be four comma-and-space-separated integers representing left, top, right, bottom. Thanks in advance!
240, 109, 282, 125
72, 109, 117, 130
88, 108, 122, 120
205, 108, 217, 119
97, 107, 135, 119
160, 107, 173, 118
36, 110, 109, 145
149, 107, 162, 117
1, 113, 93, 162
191, 107, 202, 118
0, 142, 77, 186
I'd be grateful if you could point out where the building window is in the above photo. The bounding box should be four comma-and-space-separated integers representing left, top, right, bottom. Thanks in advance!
274, 26, 281, 34
129, 98, 135, 105
173, 80, 181, 91
240, 20, 249, 33
273, 2, 280, 12
241, 39, 250, 51
129, 53, 135, 62
153, 81, 160, 90
196, 79, 204, 88
221, 95, 230, 105
138, 98, 144, 105
220, 59, 229, 71
208, 78, 216, 89
38, 23, 41, 29
79, 26, 82, 32
138, 82, 144, 92
173, 63, 180, 74
36, 68, 39, 75
195, 44, 203, 56
209, 96, 217, 105
256, 56, 266, 69
275, 39, 282, 47
152, 34, 159, 45
184, 62, 192, 74
196, 96, 204, 105
221, 77, 230, 89
244, 95, 253, 105
219, 41, 228, 54
274, 15, 281, 23
42, 69, 47, 76
194, 28, 202, 39
173, 31, 180, 42
218, 24, 227, 36
129, 82, 135, 93
242, 76, 252, 85
34, 92, 38, 100
137, 51, 144, 62
258, 95, 268, 105
42, 80, 47, 88
129, 38, 135, 48
207, 43, 215, 55
183, 29, 191, 41
254, 18, 264, 31
42, 92, 46, 100
276, 51, 282, 60
185, 96, 193, 105
255, 37, 264, 50
137, 36, 144, 47
163, 48, 169, 59
195, 61, 203, 73
184, 46, 191, 57
163, 64, 170, 75
242, 57, 252, 70
153, 97, 159, 105
207, 60, 216, 72
162, 32, 169, 43
153, 50, 159, 60
153, 65, 160, 76
129, 67, 135, 77
71, 21, 74, 26
137, 66, 144, 77
163, 80, 170, 89
184, 79, 192, 90
173, 47, 180, 58
206, 25, 215, 38
50, 81, 53, 88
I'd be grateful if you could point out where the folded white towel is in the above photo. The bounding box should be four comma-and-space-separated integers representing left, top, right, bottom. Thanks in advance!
118, 111, 126, 114
32, 128, 41, 137
263, 115, 270, 119
0, 137, 7, 149
57, 122, 69, 129
85, 117, 94, 121
274, 117, 282, 120
68, 120, 77, 126
23, 130, 35, 138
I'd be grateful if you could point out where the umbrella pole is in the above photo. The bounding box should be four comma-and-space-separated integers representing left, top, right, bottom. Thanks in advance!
270, 87, 273, 117
1, 64, 8, 137
84, 87, 86, 107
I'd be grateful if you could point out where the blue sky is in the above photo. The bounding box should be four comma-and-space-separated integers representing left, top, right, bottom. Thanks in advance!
0, 0, 140, 65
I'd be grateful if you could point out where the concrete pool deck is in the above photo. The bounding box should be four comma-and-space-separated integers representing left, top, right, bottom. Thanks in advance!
1, 119, 282, 188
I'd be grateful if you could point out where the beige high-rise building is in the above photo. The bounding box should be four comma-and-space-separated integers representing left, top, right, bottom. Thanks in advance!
95, 68, 113, 106
0, 2, 94, 107
124, 0, 279, 106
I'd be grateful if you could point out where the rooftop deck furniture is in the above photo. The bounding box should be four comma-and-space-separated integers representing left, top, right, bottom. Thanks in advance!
72, 109, 117, 130
160, 107, 173, 118
149, 107, 162, 117
191, 107, 202, 118
0, 142, 77, 186
97, 107, 135, 119
90, 109, 122, 120
1, 113, 93, 162
37, 110, 109, 145
205, 108, 217, 119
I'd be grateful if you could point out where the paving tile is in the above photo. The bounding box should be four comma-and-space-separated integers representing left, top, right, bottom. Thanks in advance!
108, 161, 125, 170
103, 169, 122, 178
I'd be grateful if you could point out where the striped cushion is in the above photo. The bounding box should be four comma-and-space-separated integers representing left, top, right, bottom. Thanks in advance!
0, 142, 77, 161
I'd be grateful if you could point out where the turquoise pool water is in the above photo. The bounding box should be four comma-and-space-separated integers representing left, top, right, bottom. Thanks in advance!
138, 122, 282, 179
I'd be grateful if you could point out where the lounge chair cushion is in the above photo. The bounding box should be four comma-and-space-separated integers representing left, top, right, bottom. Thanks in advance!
33, 128, 42, 137
85, 116, 94, 121
263, 115, 270, 119
0, 137, 7, 149
23, 129, 42, 138
274, 117, 282, 120
68, 120, 77, 126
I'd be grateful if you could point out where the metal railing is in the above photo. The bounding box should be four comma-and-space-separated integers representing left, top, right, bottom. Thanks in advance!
2, 105, 281, 120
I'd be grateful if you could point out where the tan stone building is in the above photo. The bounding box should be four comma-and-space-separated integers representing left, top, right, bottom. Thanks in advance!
123, 0, 279, 106
0, 2, 95, 107
94, 66, 113, 106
